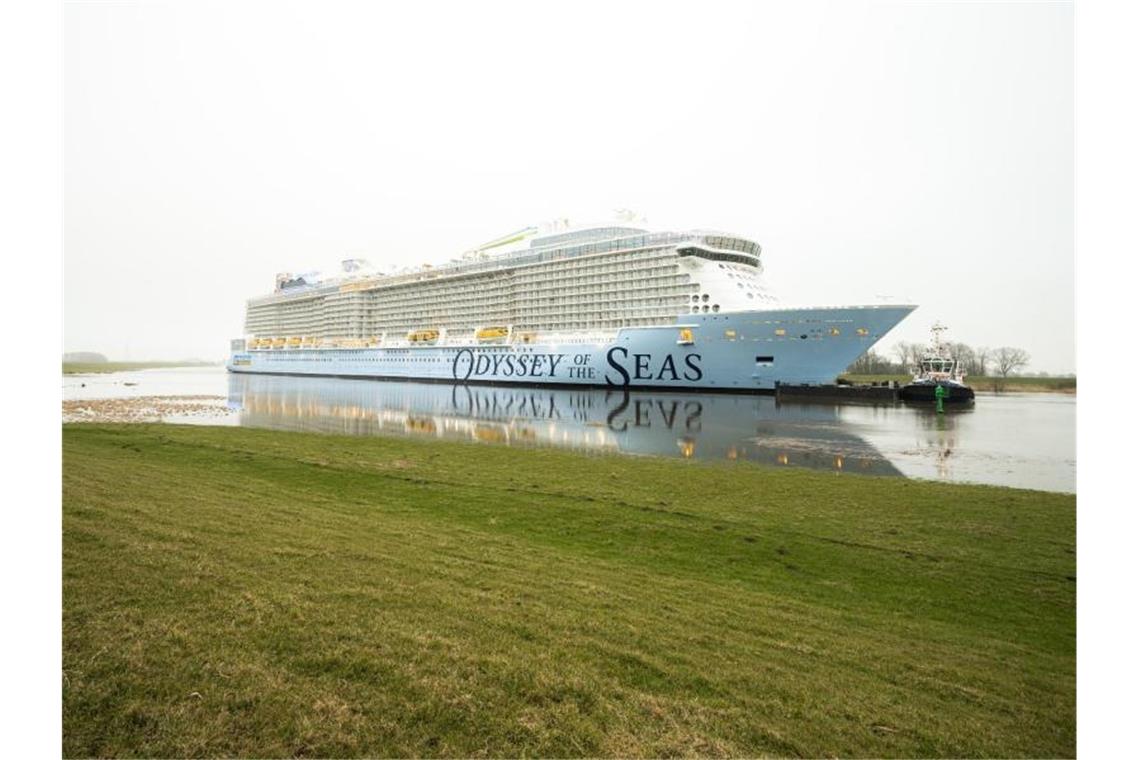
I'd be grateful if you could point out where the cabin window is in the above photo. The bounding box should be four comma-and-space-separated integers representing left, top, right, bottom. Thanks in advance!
756, 355, 774, 363
774, 328, 786, 336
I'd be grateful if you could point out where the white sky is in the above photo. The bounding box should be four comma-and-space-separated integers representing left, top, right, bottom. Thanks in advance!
64, 0, 1074, 372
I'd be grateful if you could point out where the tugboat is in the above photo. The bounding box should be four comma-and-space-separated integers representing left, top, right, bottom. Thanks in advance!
898, 323, 975, 403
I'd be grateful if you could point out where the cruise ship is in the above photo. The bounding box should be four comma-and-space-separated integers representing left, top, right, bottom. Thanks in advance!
226, 219, 915, 391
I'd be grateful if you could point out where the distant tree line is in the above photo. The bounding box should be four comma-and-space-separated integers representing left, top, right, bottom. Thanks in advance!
848, 342, 1034, 378
63, 352, 108, 363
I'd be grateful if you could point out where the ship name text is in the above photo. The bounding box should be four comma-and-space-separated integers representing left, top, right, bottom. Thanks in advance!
450, 346, 703, 386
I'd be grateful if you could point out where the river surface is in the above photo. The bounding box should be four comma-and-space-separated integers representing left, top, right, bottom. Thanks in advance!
63, 366, 1075, 493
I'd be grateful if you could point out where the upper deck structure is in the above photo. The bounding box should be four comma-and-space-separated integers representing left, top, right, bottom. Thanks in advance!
244, 221, 776, 345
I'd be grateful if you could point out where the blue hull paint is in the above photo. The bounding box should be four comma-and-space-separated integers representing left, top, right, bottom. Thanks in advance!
227, 306, 915, 391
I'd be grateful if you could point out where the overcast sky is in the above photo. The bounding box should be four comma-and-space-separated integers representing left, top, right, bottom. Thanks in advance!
64, 0, 1073, 372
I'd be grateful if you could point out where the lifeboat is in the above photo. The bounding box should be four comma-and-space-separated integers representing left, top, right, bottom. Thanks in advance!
287, 336, 302, 348
272, 337, 286, 348
409, 329, 440, 344
476, 326, 509, 342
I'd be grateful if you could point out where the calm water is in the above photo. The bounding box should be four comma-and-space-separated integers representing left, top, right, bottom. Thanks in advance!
63, 366, 1075, 492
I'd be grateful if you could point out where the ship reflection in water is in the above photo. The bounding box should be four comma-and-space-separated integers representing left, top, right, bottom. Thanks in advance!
226, 374, 903, 477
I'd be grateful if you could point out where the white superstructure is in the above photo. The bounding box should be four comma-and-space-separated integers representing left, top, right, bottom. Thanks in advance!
244, 222, 773, 342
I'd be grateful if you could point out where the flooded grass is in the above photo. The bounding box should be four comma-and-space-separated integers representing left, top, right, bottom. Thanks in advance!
63, 424, 1075, 757
62, 395, 230, 423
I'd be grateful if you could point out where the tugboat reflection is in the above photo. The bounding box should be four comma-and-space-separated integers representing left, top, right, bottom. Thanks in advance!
227, 374, 903, 477
910, 404, 973, 480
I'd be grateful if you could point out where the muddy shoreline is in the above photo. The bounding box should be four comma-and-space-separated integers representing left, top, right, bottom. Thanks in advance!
63, 395, 232, 424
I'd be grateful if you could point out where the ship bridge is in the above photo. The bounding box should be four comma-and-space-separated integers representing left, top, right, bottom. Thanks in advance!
676, 237, 762, 269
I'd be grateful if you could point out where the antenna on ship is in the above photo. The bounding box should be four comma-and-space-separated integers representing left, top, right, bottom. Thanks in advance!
929, 321, 948, 352
613, 208, 648, 224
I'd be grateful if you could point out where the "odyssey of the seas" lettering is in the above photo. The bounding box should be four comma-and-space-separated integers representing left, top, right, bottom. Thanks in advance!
450, 346, 703, 387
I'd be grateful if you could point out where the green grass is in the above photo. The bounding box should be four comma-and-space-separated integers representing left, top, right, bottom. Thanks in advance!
840, 374, 1076, 393
63, 361, 219, 375
63, 424, 1075, 757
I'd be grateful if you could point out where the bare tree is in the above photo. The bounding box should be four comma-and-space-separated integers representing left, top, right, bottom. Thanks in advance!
892, 341, 927, 371
864, 340, 1026, 383
994, 347, 1031, 378
891, 341, 913, 370
847, 352, 870, 375
907, 342, 926, 370
847, 349, 898, 375
974, 346, 990, 377
948, 342, 975, 374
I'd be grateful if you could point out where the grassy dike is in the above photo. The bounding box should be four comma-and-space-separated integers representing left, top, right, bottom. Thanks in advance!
63, 361, 219, 375
839, 374, 1076, 393
63, 424, 1075, 758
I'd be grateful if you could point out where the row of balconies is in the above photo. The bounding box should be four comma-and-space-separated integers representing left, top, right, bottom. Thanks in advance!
349, 281, 688, 313
250, 313, 679, 340
260, 268, 683, 318
248, 284, 689, 331
251, 296, 687, 333
247, 247, 683, 310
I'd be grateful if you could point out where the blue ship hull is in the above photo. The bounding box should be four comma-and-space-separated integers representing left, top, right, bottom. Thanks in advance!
227, 305, 915, 391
